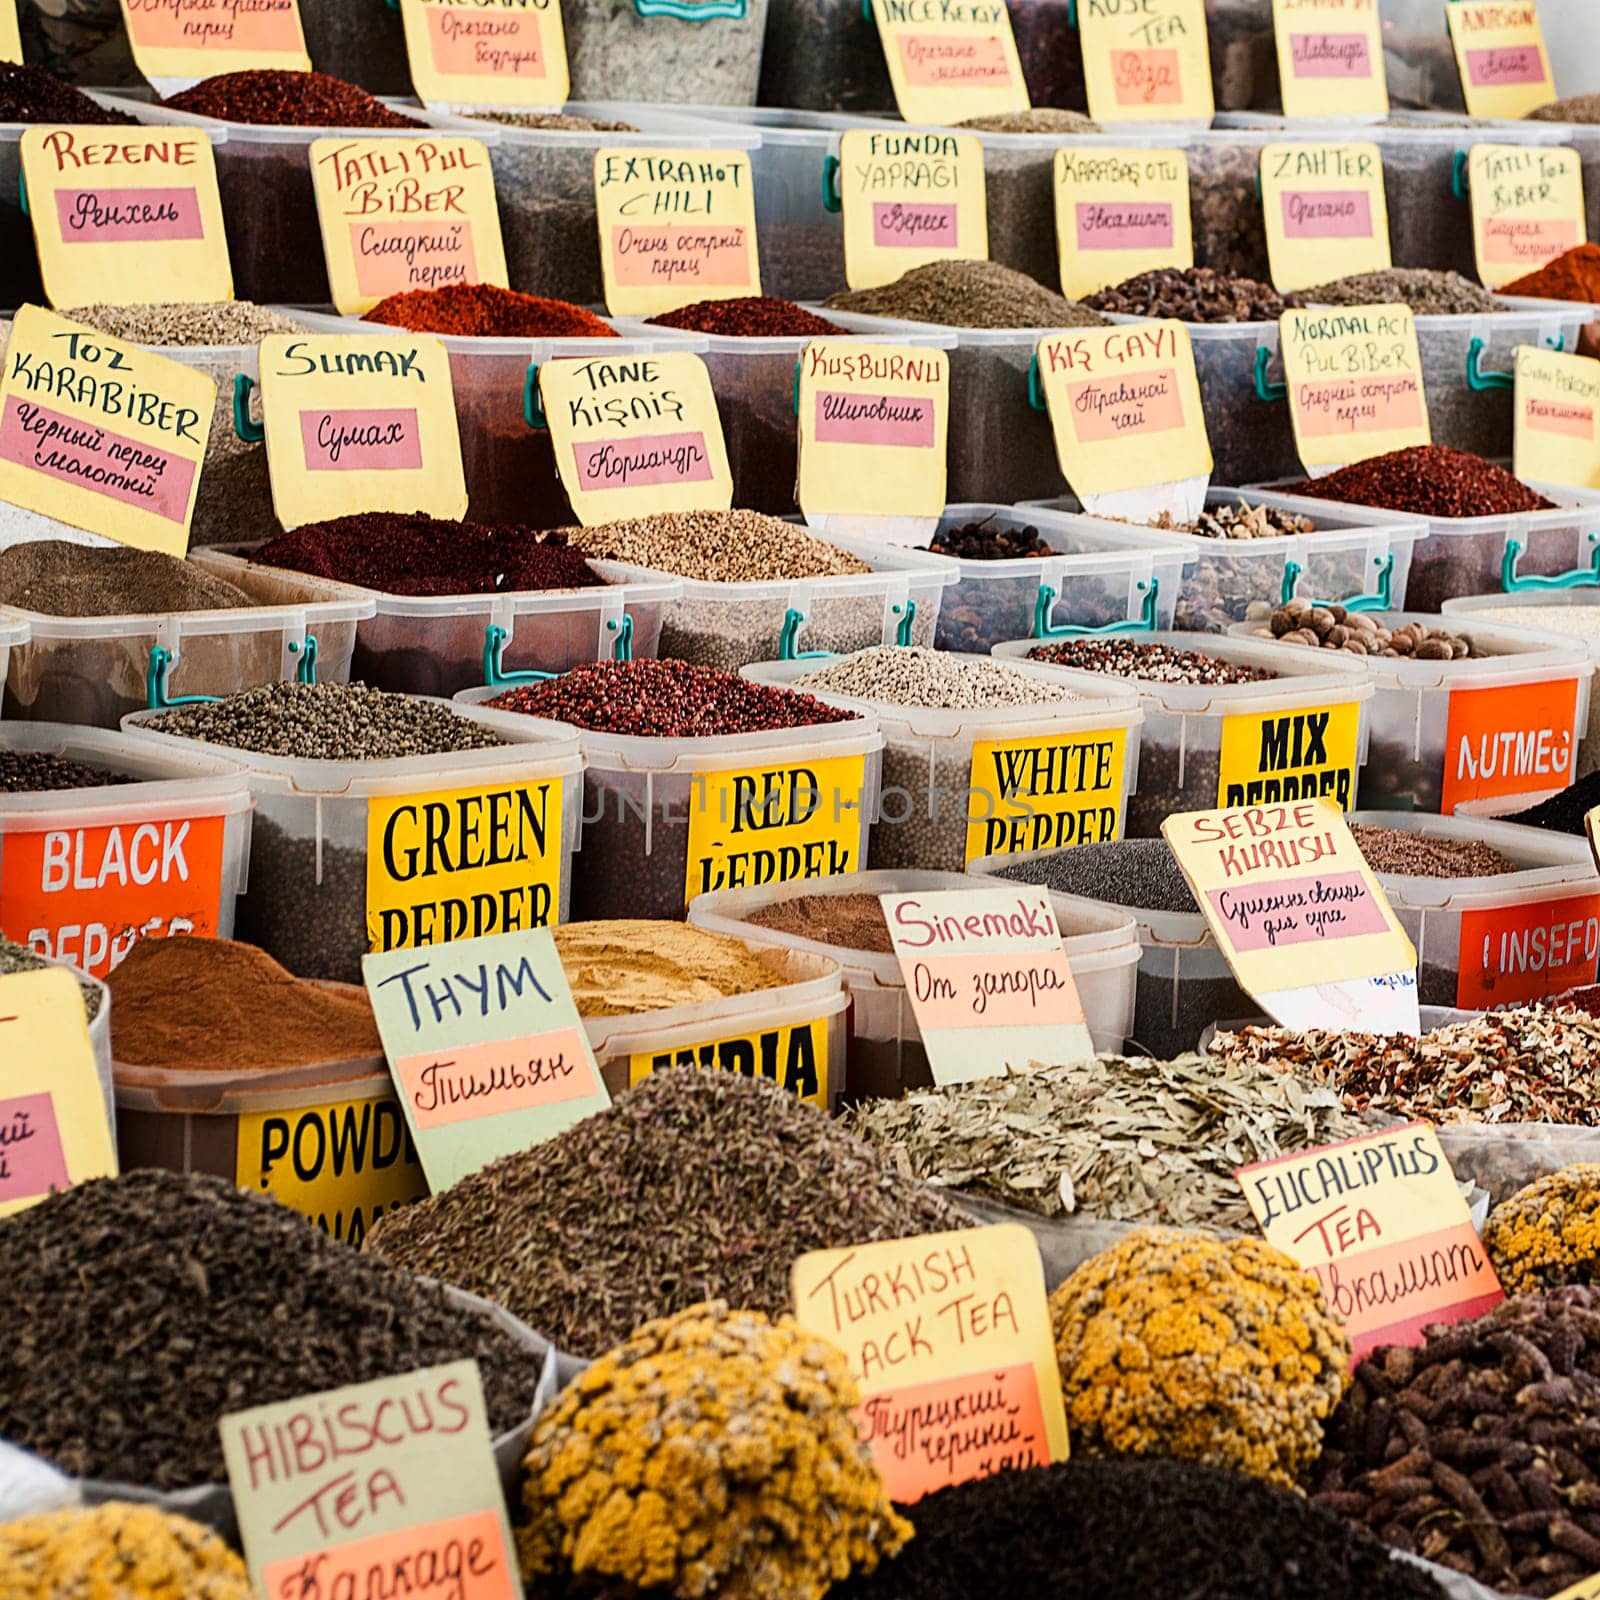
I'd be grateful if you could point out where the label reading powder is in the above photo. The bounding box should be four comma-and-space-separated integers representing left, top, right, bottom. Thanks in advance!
399, 0, 570, 109
1217, 702, 1363, 811
630, 1016, 831, 1108
1270, 0, 1387, 119
964, 727, 1128, 864
1447, 1, 1555, 120
1441, 677, 1579, 815
869, 0, 1029, 126
1078, 0, 1214, 125
1514, 346, 1600, 490
118, 0, 310, 90
1469, 143, 1585, 288
1260, 141, 1390, 293
1053, 145, 1192, 300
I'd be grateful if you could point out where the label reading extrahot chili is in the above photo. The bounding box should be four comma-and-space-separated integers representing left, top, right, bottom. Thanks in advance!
399, 0, 570, 109
1469, 144, 1585, 289
1457, 892, 1600, 1009
1269, 0, 1387, 119
117, 0, 310, 90
629, 1016, 831, 1108
964, 728, 1128, 865
869, 0, 1028, 125
1052, 146, 1192, 300
1446, 1, 1555, 120
1514, 346, 1600, 490
1217, 701, 1362, 811
1441, 677, 1580, 816
1260, 142, 1390, 293
1077, 0, 1213, 125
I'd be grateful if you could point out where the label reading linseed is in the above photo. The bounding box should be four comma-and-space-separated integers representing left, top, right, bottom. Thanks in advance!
1457, 891, 1600, 1009
628, 1016, 830, 1107
964, 729, 1128, 864
1217, 702, 1362, 810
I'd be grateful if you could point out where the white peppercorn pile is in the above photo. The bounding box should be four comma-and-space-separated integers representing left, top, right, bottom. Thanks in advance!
795, 647, 1081, 710
58, 301, 306, 345
564, 510, 871, 583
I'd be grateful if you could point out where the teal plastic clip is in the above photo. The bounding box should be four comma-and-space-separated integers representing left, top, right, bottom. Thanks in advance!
1253, 346, 1287, 403
779, 606, 833, 661
1451, 149, 1470, 201
288, 634, 319, 685
232, 373, 265, 443
891, 598, 917, 647
525, 362, 546, 429
792, 361, 801, 416
146, 647, 219, 710
1066, 0, 1076, 23
1034, 577, 1160, 639
822, 154, 842, 213
607, 614, 635, 662
1466, 331, 1568, 392
1027, 354, 1048, 412
1280, 551, 1395, 612
16, 169, 26, 218
483, 623, 555, 688
637, 0, 748, 19
1502, 533, 1600, 592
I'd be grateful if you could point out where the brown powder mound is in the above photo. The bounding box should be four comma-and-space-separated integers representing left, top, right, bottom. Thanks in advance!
745, 893, 895, 954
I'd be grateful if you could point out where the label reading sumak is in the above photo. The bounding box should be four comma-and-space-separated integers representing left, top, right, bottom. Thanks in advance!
1469, 144, 1585, 288
1260, 142, 1390, 294
1077, 0, 1213, 124
1441, 677, 1580, 815
1270, 0, 1387, 119
964, 728, 1128, 864
1218, 701, 1362, 810
1447, 1, 1555, 120
869, 0, 1029, 126
1457, 892, 1600, 1009
629, 1017, 830, 1107
1053, 146, 1192, 300
399, 0, 570, 110
118, 0, 309, 88
1514, 347, 1600, 490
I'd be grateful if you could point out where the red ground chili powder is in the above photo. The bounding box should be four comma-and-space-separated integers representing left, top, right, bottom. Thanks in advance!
363, 284, 618, 339
1282, 445, 1553, 519
645, 296, 848, 337
162, 70, 422, 128
1501, 243, 1600, 303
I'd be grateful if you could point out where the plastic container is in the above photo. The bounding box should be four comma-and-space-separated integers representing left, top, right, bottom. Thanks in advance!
561, 0, 770, 105
457, 687, 883, 919
1227, 612, 1594, 816
300, 0, 413, 96
744, 652, 1144, 872
687, 869, 1140, 1098
119, 707, 582, 985
0, 611, 27, 700
994, 630, 1372, 837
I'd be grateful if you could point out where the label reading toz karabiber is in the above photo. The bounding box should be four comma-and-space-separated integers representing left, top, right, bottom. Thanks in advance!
1217, 701, 1362, 810
965, 728, 1128, 864
630, 1016, 830, 1107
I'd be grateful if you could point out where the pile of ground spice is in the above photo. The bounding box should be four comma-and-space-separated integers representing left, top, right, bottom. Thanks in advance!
253, 514, 604, 597
745, 892, 896, 953
955, 108, 1100, 132
471, 110, 639, 131
825, 260, 1106, 330
108, 936, 382, 1073
1282, 445, 1553, 518
1302, 267, 1502, 316
362, 283, 616, 338
1348, 823, 1520, 878
0, 63, 136, 124
645, 296, 846, 337
552, 920, 787, 1017
1529, 93, 1600, 123
58, 301, 305, 346
1500, 242, 1600, 302
162, 69, 422, 127
0, 542, 253, 618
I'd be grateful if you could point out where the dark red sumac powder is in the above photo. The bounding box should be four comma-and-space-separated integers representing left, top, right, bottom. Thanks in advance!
645, 296, 847, 337
253, 513, 605, 597
162, 70, 422, 128
363, 284, 617, 339
1283, 445, 1553, 519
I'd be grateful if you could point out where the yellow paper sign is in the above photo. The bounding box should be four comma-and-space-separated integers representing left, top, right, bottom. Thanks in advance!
21, 126, 232, 309
1218, 700, 1363, 810
0, 1, 22, 63
539, 350, 733, 525
1469, 143, 1586, 289
1555, 1576, 1600, 1600
1034, 322, 1212, 498
1271, 0, 1388, 119
1514, 345, 1600, 490
1237, 1123, 1503, 1362
399, 0, 570, 109
0, 966, 117, 1219
0, 304, 213, 555
839, 129, 987, 292
629, 1016, 830, 1108
309, 136, 507, 316
118, 0, 310, 87
1078, 0, 1213, 125
869, 0, 1029, 125
593, 147, 760, 317
1261, 142, 1390, 293
1447, 0, 1555, 120
257, 332, 466, 529
796, 341, 949, 521
1280, 304, 1430, 471
965, 726, 1128, 864
1053, 145, 1192, 300
792, 1226, 1069, 1502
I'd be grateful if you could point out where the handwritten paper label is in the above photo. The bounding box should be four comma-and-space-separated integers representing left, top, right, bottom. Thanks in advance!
1271, 0, 1387, 118
792, 1225, 1068, 1502
400, 0, 570, 109
1261, 142, 1390, 293
869, 0, 1029, 125
0, 305, 212, 555
1078, 0, 1213, 124
630, 1015, 831, 1108
1447, 1, 1555, 120
258, 333, 466, 528
964, 727, 1128, 864
20, 127, 232, 308
1238, 1123, 1503, 1361
1470, 144, 1585, 288
1281, 304, 1429, 471
1457, 890, 1600, 1009
1441, 676, 1579, 815
221, 1361, 522, 1600
1554, 1578, 1600, 1600
0, 967, 116, 1218
539, 351, 732, 524
309, 136, 507, 315
118, 0, 309, 88
881, 886, 1094, 1084
839, 129, 988, 291
1053, 146, 1191, 300
593, 148, 759, 316
1217, 700, 1363, 811
0, 1, 20, 62
1514, 346, 1600, 490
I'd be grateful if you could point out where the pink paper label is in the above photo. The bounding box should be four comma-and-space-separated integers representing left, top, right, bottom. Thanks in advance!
298, 408, 423, 472
1111, 47, 1182, 106
425, 5, 546, 76
1290, 31, 1373, 77
0, 1092, 71, 1206
54, 186, 204, 243
0, 395, 196, 523
608, 225, 752, 289
1206, 869, 1389, 953
896, 32, 1014, 89
572, 431, 713, 490
1065, 369, 1185, 442
1466, 44, 1546, 84
1292, 375, 1425, 437
906, 949, 1084, 1031
814, 391, 936, 447
1281, 189, 1375, 238
1526, 397, 1594, 439
1483, 216, 1579, 265
1074, 200, 1174, 250
350, 221, 478, 298
121, 0, 302, 53
871, 202, 958, 249
393, 1027, 599, 1130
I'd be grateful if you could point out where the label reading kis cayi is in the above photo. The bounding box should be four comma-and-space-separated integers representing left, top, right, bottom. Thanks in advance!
118, 0, 309, 89
869, 0, 1029, 126
593, 148, 759, 316
399, 0, 570, 110
1077, 0, 1213, 124
1280, 304, 1429, 470
220, 1361, 522, 1600
964, 727, 1128, 864
791, 1225, 1069, 1502
1053, 146, 1192, 300
1217, 701, 1363, 812
257, 333, 466, 527
1469, 144, 1586, 288
1457, 890, 1600, 1010
0, 304, 212, 556
1270, 0, 1387, 119
1514, 346, 1600, 490
1441, 676, 1579, 815
880, 886, 1094, 1085
364, 930, 607, 1192
1446, 1, 1555, 120
1237, 1123, 1503, 1362
1260, 142, 1390, 293
20, 127, 232, 308
629, 1016, 831, 1108
839, 129, 988, 291
795, 340, 950, 523
309, 136, 507, 316
539, 352, 733, 524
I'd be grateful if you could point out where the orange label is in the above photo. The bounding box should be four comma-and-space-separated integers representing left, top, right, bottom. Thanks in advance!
1456, 892, 1600, 1008
1483, 216, 1580, 265
391, 1025, 600, 1129
1440, 677, 1580, 814
1291, 375, 1424, 438
261, 1510, 517, 1600
896, 31, 1012, 85
0, 813, 228, 978
123, 0, 303, 51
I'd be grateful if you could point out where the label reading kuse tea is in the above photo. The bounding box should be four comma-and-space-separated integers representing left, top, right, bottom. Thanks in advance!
310, 136, 508, 316
791, 1225, 1068, 1502
118, 0, 309, 89
1441, 675, 1580, 816
1053, 146, 1192, 300
399, 0, 570, 109
1077, 0, 1213, 125
869, 0, 1029, 126
1260, 142, 1390, 294
20, 126, 232, 308
1270, 0, 1387, 119
964, 726, 1129, 864
1514, 346, 1600, 490
539, 351, 732, 524
1447, 1, 1555, 120
629, 1015, 831, 1108
0, 305, 213, 556
1469, 144, 1585, 289
593, 148, 760, 317
1217, 700, 1363, 811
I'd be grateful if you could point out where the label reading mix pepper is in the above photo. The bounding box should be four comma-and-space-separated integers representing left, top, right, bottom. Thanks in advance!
1217, 702, 1362, 810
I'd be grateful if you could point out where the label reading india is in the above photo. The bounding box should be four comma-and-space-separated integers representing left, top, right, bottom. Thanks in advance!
965, 727, 1127, 864
593, 148, 759, 316
1447, 1, 1555, 120
118, 0, 309, 86
1053, 145, 1191, 300
1271, 0, 1387, 119
870, 0, 1029, 126
630, 1016, 830, 1108
1260, 142, 1390, 294
20, 126, 232, 309
1078, 0, 1213, 124
1441, 676, 1579, 816
1515, 346, 1600, 490
839, 129, 987, 291
399, 0, 570, 110
1470, 144, 1585, 289
1457, 891, 1600, 1010
1218, 701, 1362, 810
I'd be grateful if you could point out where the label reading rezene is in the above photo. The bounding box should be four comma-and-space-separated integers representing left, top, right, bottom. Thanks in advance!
630, 1016, 830, 1107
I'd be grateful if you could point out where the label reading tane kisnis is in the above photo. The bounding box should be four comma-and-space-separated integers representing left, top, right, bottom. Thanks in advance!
1469, 144, 1585, 288
1447, 1, 1555, 120
1077, 0, 1213, 124
1514, 346, 1600, 490
1270, 0, 1387, 119
869, 0, 1029, 126
399, 0, 570, 109
629, 1016, 831, 1108
965, 727, 1128, 864
1260, 142, 1390, 293
118, 0, 309, 89
1053, 146, 1191, 300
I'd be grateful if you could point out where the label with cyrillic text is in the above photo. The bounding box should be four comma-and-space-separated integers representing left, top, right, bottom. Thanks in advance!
399, 0, 570, 109
1470, 144, 1586, 288
1514, 345, 1600, 490
1447, 1, 1555, 119
869, 0, 1029, 125
118, 0, 309, 88
1260, 142, 1390, 292
1053, 146, 1191, 299
1078, 0, 1213, 124
1271, 0, 1387, 118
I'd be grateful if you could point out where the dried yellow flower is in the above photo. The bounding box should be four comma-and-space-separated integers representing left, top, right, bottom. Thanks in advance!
1484, 1163, 1600, 1293
1050, 1226, 1351, 1487
518, 1300, 911, 1600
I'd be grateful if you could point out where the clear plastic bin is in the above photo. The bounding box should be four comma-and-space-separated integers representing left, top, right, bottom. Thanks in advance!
1437, 1123, 1600, 1208
755, 0, 893, 112
301, 0, 414, 96
562, 0, 770, 105
1377, 0, 1470, 112
744, 653, 1143, 871
687, 868, 1140, 1099
1227, 612, 1594, 816
994, 629, 1372, 836
457, 689, 883, 919
119, 708, 582, 985
0, 611, 27, 698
